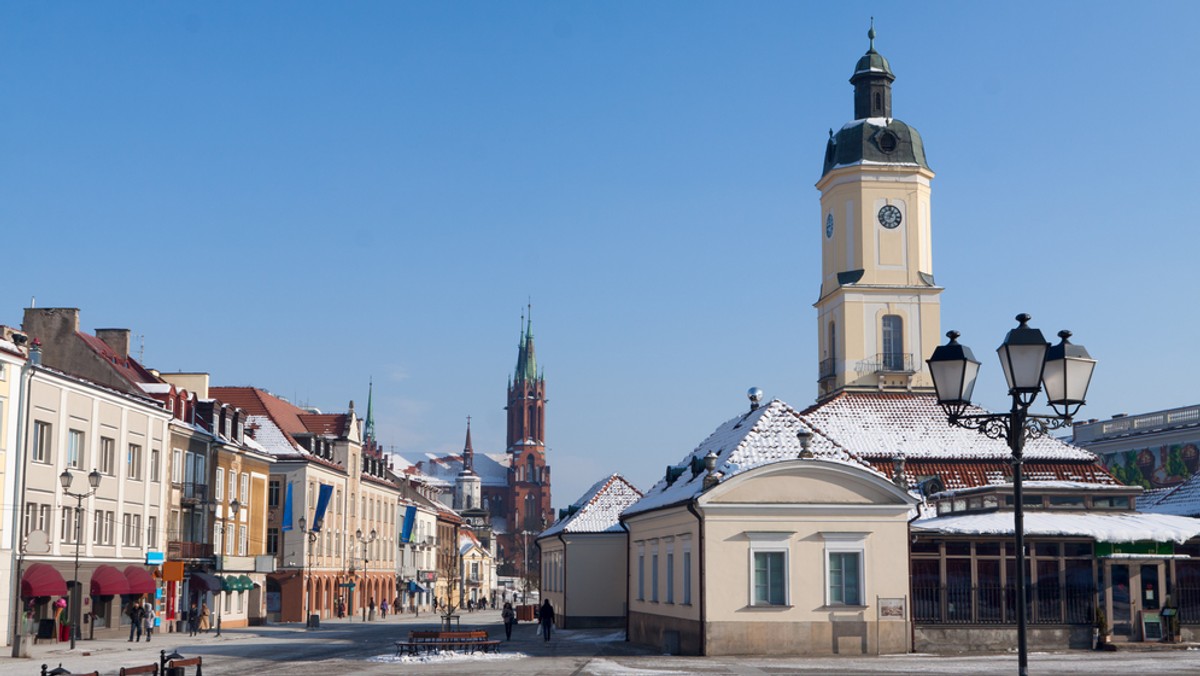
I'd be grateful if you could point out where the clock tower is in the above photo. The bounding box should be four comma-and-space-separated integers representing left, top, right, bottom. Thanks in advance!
814, 25, 942, 400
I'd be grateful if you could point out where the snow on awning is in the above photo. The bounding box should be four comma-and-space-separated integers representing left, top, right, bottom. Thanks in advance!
912, 511, 1200, 545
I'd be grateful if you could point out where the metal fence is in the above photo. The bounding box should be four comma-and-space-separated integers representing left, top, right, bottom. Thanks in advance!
914, 583, 1094, 625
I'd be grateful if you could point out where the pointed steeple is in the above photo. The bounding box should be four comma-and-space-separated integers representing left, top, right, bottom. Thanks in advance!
462, 416, 475, 473
364, 379, 376, 442
514, 305, 539, 384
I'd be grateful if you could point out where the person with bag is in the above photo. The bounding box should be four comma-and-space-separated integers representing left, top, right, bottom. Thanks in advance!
501, 602, 516, 640
539, 599, 555, 642
142, 598, 155, 642
198, 602, 210, 632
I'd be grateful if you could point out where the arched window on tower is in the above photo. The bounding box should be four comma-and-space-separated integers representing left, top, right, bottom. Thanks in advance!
882, 315, 904, 371
526, 454, 537, 485
524, 494, 537, 531
874, 92, 882, 114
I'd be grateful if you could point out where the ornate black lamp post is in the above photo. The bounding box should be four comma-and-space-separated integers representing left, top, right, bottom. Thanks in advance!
927, 314, 1096, 676
355, 529, 377, 620
59, 468, 102, 650
298, 516, 320, 627
215, 498, 240, 638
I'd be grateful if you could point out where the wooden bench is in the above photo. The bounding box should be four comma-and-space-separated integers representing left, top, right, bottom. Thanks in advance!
394, 629, 500, 656
41, 666, 98, 676
119, 664, 158, 676
168, 656, 203, 675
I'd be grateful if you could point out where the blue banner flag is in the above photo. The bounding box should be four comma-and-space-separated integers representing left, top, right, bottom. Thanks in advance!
281, 482, 294, 532
401, 505, 416, 543
311, 484, 334, 532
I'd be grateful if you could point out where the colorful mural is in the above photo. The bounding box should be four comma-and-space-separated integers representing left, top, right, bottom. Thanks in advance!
1103, 442, 1200, 489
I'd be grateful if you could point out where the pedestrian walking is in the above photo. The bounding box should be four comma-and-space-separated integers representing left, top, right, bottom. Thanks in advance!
199, 602, 210, 632
539, 599, 555, 642
142, 598, 155, 642
126, 600, 144, 642
501, 602, 516, 641
380, 599, 388, 619
369, 597, 376, 621
188, 603, 199, 636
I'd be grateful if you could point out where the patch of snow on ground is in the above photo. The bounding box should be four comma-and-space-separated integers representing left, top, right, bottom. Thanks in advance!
554, 630, 625, 643
369, 650, 527, 664
580, 658, 693, 675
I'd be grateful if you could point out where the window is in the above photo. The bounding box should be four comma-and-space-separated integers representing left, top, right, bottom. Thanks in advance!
93, 511, 105, 545
61, 507, 81, 544
637, 546, 645, 601
215, 468, 225, 501
123, 513, 133, 546
24, 503, 49, 537
226, 523, 235, 555
67, 429, 84, 469
147, 516, 158, 548
214, 522, 223, 554
100, 437, 116, 475
150, 449, 160, 482
748, 531, 792, 606
127, 443, 143, 480
33, 421, 51, 463
240, 473, 249, 504
267, 527, 279, 555
666, 550, 675, 604
683, 549, 693, 605
268, 480, 280, 508
229, 472, 237, 506
171, 449, 183, 483
823, 532, 867, 607
882, 314, 904, 371
239, 525, 247, 556
651, 548, 660, 602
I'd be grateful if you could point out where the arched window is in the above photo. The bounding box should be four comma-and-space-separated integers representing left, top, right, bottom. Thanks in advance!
524, 494, 537, 530
874, 92, 882, 113
882, 315, 904, 371
526, 454, 537, 485
829, 321, 837, 363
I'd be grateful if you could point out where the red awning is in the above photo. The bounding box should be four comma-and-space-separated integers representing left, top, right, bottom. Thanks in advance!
22, 563, 67, 598
123, 566, 157, 595
91, 565, 131, 596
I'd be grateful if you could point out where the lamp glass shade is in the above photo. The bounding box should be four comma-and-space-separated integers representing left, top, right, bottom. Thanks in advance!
1042, 331, 1096, 413
996, 314, 1049, 394
356, 529, 362, 540
370, 529, 377, 540
59, 470, 73, 491
298, 516, 307, 532
88, 469, 102, 489
926, 332, 981, 406
230, 498, 241, 516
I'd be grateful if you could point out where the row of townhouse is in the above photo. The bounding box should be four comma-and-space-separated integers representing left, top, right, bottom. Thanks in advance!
0, 307, 477, 652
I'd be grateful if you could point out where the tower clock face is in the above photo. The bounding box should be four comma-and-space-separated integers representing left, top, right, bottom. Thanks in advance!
878, 205, 902, 229
825, 214, 834, 239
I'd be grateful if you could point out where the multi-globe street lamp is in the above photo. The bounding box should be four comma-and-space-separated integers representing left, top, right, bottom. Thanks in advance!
59, 468, 102, 650
355, 529, 377, 620
298, 516, 320, 628
927, 314, 1096, 676
215, 497, 240, 638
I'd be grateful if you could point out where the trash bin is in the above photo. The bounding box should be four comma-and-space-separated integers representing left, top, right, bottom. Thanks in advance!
307, 613, 319, 629
165, 667, 186, 676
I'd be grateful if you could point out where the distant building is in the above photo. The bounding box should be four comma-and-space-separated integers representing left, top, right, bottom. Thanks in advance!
1073, 406, 1200, 504
538, 474, 642, 629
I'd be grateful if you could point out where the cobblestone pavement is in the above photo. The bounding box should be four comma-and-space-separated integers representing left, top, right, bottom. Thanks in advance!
4, 610, 1199, 675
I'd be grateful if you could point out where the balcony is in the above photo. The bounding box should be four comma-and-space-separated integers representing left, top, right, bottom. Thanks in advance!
819, 358, 837, 381
168, 540, 214, 560
180, 482, 209, 504
860, 352, 917, 375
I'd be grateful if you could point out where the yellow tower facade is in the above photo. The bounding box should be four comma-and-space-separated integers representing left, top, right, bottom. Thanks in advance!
814, 27, 942, 400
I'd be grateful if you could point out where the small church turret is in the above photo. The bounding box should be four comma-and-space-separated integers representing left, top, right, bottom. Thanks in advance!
454, 418, 483, 511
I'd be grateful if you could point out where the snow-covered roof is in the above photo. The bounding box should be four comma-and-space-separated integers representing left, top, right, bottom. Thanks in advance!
1140, 473, 1200, 517
803, 393, 1099, 462
409, 451, 509, 487
624, 398, 874, 518
912, 511, 1200, 544
541, 474, 643, 538
136, 382, 173, 394
245, 414, 305, 457
930, 480, 1136, 499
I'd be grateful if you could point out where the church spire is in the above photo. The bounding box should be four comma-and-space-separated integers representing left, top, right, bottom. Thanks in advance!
850, 19, 896, 119
514, 305, 539, 384
462, 416, 475, 473
364, 378, 376, 442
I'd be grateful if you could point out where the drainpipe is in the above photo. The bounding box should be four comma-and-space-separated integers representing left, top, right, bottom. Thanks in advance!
905, 494, 923, 655
686, 499, 706, 657
557, 532, 567, 629
618, 518, 630, 642
9, 351, 35, 657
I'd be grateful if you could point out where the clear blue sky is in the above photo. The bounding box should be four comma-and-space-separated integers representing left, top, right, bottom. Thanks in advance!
3, 2, 1198, 509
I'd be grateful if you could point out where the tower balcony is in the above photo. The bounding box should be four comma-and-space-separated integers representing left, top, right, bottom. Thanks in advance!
819, 358, 838, 381
860, 352, 918, 375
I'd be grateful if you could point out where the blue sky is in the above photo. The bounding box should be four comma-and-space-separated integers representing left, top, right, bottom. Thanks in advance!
3, 2, 1198, 509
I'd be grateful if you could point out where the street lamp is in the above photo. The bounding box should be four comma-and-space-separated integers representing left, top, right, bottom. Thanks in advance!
59, 468, 102, 650
215, 498, 240, 638
298, 516, 319, 628
927, 315, 1095, 676
355, 529, 377, 620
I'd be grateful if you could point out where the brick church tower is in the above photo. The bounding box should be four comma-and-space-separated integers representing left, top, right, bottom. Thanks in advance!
502, 313, 551, 580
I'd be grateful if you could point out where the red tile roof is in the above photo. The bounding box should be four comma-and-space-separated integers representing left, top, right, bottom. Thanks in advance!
298, 413, 347, 437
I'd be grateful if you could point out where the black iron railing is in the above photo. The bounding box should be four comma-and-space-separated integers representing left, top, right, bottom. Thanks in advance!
914, 583, 1094, 625
860, 352, 917, 374
819, 358, 837, 381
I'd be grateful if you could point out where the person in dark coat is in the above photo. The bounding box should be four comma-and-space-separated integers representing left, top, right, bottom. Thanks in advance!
501, 602, 516, 640
126, 600, 145, 642
539, 600, 555, 641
